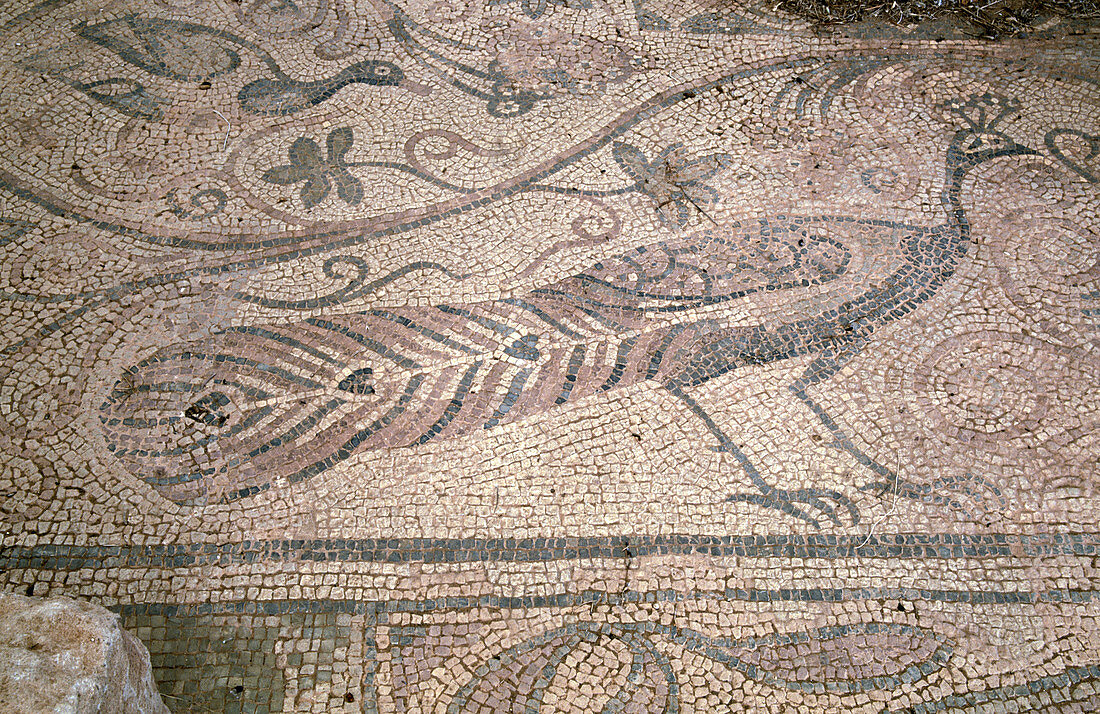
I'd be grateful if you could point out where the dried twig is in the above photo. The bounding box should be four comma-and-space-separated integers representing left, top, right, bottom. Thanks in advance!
857, 452, 901, 549
770, 0, 1098, 37
675, 186, 722, 227
212, 109, 231, 152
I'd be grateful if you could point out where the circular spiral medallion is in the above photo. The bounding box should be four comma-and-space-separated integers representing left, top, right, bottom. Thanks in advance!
990, 211, 1099, 345
911, 329, 1099, 451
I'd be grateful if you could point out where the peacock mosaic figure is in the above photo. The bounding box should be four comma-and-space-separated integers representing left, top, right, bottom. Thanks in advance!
101, 93, 1039, 524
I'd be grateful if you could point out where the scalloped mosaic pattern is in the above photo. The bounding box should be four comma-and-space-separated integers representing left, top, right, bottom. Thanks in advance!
0, 0, 1098, 711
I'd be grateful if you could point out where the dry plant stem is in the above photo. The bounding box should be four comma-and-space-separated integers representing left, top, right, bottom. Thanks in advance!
676, 186, 722, 227
772, 0, 1100, 37
212, 109, 231, 152
858, 453, 901, 548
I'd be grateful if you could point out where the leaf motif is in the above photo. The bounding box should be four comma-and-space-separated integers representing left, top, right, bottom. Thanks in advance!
567, 219, 852, 306
709, 622, 952, 693
612, 141, 653, 184
901, 665, 1100, 714
17, 45, 85, 75
326, 127, 355, 163
656, 198, 692, 229
78, 78, 165, 122
445, 623, 677, 714
299, 174, 331, 209
1045, 128, 1100, 183
261, 163, 309, 185
332, 168, 364, 206
670, 152, 734, 184
680, 182, 719, 207
287, 137, 324, 169
151, 26, 241, 80
76, 15, 242, 82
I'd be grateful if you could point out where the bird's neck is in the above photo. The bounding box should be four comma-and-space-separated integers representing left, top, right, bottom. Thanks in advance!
902, 141, 976, 275
939, 141, 972, 239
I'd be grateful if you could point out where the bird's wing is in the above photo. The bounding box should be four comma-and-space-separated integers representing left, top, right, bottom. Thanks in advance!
97, 219, 881, 506
99, 312, 454, 505
98, 296, 659, 505
531, 217, 853, 314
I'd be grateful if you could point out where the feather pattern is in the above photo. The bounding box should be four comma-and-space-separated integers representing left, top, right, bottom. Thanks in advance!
101, 218, 854, 503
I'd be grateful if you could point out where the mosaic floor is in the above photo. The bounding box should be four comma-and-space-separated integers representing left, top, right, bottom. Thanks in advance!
1, 0, 1098, 710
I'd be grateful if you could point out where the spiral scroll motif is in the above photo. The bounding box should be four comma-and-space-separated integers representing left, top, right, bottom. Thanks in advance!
910, 329, 1100, 454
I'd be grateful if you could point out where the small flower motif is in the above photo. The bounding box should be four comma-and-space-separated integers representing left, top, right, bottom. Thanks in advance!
613, 141, 732, 229
261, 127, 364, 209
488, 0, 591, 20
942, 92, 1020, 133
485, 20, 650, 100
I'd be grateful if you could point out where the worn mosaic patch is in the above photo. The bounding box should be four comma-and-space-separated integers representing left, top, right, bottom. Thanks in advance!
0, 0, 1097, 710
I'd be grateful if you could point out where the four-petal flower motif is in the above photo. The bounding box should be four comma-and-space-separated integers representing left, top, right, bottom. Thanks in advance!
613, 141, 733, 229
488, 0, 591, 20
262, 127, 364, 209
486, 20, 650, 102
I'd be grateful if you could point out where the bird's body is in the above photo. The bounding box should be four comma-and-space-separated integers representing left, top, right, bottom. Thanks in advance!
21, 14, 405, 121
101, 93, 1037, 522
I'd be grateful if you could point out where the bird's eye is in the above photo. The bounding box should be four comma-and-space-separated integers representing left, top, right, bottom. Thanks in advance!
184, 392, 230, 427
965, 132, 1008, 152
337, 367, 375, 395
505, 334, 541, 361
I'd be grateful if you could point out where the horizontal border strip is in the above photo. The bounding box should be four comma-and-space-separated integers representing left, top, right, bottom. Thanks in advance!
107, 586, 1100, 618
4, 532, 1098, 570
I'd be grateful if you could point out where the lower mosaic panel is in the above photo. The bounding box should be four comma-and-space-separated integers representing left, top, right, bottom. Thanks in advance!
114, 587, 1100, 713
122, 608, 375, 714
3, 533, 1097, 711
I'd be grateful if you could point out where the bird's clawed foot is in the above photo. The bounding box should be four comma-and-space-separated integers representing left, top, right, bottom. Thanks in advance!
857, 472, 1007, 522
726, 486, 860, 529
664, 381, 862, 529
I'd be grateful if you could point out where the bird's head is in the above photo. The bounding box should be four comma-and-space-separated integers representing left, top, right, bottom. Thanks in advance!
945, 93, 1037, 168
347, 60, 405, 87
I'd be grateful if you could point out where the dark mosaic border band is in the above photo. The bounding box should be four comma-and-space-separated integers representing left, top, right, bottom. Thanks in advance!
104, 585, 1100, 621
4, 532, 1098, 570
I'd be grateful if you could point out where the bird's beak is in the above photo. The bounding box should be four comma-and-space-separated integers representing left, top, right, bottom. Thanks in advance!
1003, 139, 1039, 157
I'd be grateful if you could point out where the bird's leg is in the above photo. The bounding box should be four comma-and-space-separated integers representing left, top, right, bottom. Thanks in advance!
663, 381, 859, 528
793, 343, 1009, 522
788, 341, 918, 517
787, 340, 897, 483
663, 382, 768, 488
